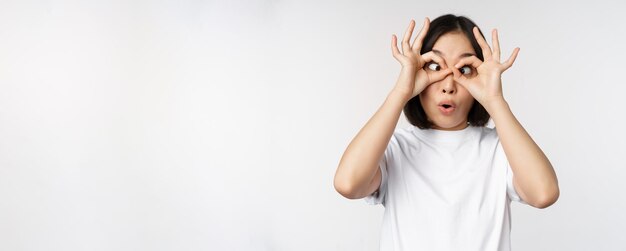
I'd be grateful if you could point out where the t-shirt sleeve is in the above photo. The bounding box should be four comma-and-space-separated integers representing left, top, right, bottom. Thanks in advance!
506, 159, 528, 204
364, 134, 395, 206
363, 153, 388, 205
497, 140, 528, 205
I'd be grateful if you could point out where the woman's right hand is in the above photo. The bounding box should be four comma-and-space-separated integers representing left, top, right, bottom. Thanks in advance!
391, 18, 452, 101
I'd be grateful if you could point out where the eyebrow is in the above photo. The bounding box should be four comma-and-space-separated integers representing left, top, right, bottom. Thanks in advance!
432, 49, 476, 59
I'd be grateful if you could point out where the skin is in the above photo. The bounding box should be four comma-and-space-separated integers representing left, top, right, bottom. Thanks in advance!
418, 31, 477, 131
334, 18, 559, 209
453, 25, 559, 208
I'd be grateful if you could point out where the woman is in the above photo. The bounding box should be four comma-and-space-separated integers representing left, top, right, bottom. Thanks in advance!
334, 14, 559, 250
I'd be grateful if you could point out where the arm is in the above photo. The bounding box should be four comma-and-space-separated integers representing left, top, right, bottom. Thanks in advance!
450, 27, 559, 209
485, 98, 560, 208
333, 89, 407, 199
334, 18, 451, 200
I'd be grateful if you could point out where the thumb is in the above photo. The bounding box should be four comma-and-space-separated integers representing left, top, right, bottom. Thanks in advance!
428, 68, 452, 83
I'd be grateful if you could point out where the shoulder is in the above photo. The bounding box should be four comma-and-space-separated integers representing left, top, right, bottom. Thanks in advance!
384, 126, 422, 152
476, 126, 499, 141
391, 126, 423, 144
394, 126, 416, 138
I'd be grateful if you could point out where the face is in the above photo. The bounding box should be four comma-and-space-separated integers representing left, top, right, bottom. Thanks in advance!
419, 31, 478, 131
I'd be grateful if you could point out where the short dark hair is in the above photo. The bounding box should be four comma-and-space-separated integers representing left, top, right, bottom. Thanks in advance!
403, 14, 490, 129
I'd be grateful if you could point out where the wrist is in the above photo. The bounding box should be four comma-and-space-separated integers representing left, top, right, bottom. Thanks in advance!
388, 89, 411, 105
400, 65, 419, 73
484, 97, 509, 116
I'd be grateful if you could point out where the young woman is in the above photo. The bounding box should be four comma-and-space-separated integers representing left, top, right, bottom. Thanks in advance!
334, 14, 559, 250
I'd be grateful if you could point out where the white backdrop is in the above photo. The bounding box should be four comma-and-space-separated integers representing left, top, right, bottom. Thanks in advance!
1, 0, 625, 250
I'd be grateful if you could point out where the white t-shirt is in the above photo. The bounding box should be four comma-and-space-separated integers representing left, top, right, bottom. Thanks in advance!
365, 125, 527, 251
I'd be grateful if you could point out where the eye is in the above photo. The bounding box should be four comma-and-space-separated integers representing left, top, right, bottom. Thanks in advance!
459, 65, 473, 75
426, 62, 441, 71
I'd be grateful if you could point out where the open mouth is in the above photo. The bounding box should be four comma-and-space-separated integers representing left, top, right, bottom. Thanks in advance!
437, 100, 456, 115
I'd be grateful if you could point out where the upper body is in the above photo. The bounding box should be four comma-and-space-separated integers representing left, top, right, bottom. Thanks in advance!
334, 14, 559, 251
365, 125, 527, 250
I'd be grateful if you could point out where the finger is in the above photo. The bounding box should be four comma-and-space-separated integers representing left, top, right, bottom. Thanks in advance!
473, 27, 492, 60
501, 47, 520, 71
492, 29, 501, 61
451, 66, 470, 88
420, 51, 447, 69
454, 55, 483, 69
422, 51, 452, 83
391, 34, 402, 59
402, 20, 416, 55
429, 68, 453, 83
411, 17, 430, 53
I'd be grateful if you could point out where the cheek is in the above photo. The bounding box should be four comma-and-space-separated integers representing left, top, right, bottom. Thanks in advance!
458, 88, 474, 103
419, 84, 438, 99
423, 82, 438, 92
460, 96, 476, 113
418, 88, 434, 107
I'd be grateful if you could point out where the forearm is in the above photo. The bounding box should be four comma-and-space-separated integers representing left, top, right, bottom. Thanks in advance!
485, 98, 560, 208
334, 86, 409, 199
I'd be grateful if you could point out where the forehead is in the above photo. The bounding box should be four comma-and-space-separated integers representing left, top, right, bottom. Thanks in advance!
431, 32, 475, 59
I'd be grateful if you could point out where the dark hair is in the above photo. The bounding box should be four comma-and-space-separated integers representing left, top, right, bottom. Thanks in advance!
403, 14, 490, 129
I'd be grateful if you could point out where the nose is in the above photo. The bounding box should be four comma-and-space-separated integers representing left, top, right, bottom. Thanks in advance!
440, 74, 456, 94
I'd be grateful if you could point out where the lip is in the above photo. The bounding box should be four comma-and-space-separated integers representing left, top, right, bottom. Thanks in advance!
437, 100, 457, 108
437, 100, 457, 115
438, 106, 456, 115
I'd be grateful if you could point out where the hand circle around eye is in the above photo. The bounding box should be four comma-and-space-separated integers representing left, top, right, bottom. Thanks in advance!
426, 62, 441, 71
459, 66, 472, 75
390, 18, 457, 100
448, 27, 521, 106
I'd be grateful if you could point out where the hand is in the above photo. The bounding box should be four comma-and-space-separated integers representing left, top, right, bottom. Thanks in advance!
391, 18, 452, 100
451, 27, 520, 107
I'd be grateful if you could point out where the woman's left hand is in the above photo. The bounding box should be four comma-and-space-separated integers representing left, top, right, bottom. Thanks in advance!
451, 27, 520, 108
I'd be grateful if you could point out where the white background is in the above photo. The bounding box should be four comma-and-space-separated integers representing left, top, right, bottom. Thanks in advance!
1, 0, 625, 250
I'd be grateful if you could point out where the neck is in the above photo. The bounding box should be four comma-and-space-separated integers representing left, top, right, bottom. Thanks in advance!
431, 121, 469, 131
